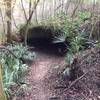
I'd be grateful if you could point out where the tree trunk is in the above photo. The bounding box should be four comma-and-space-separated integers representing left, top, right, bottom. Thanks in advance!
5, 0, 12, 42
0, 64, 7, 100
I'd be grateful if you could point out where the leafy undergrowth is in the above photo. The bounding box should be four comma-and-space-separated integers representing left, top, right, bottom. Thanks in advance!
43, 47, 100, 100
0, 42, 35, 99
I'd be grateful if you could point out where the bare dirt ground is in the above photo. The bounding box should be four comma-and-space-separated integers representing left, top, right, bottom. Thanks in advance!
16, 47, 100, 100
16, 46, 66, 100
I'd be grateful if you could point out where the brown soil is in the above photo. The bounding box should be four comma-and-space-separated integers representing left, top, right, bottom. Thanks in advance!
16, 47, 100, 100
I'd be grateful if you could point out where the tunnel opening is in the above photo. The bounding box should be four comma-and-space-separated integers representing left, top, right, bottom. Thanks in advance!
25, 26, 67, 56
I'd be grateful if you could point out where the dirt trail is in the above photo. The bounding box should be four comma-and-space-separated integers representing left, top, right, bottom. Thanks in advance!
14, 48, 100, 100
16, 48, 100, 100
19, 49, 65, 100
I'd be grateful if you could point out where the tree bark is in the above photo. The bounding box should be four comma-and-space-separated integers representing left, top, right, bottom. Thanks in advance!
5, 0, 12, 42
0, 64, 7, 100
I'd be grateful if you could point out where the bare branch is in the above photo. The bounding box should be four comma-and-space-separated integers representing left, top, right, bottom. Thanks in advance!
29, 0, 32, 17
12, 13, 18, 29
12, 0, 18, 29
27, 0, 40, 23
12, 0, 17, 10
71, 0, 82, 18
54, 3, 64, 12
65, 0, 71, 14
21, 0, 28, 21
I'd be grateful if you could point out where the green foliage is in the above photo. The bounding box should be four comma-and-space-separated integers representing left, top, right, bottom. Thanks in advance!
95, 42, 100, 48
6, 42, 36, 61
52, 32, 66, 43
70, 34, 85, 53
76, 11, 91, 21
56, 12, 89, 65
65, 51, 74, 65
1, 58, 28, 98
0, 43, 35, 98
51, 12, 76, 44
43, 11, 87, 66
52, 11, 88, 42
46, 12, 88, 64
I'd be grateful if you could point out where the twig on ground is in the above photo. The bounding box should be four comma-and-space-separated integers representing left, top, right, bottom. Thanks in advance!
63, 69, 93, 92
55, 71, 89, 90
67, 71, 89, 90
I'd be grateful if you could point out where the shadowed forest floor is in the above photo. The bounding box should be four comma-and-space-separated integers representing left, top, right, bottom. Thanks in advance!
16, 47, 100, 100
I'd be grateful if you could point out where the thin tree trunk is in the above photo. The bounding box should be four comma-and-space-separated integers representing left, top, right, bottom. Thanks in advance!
54, 0, 57, 16
65, 0, 71, 14
21, 0, 28, 21
71, 0, 82, 18
0, 64, 7, 100
34, 6, 38, 24
29, 0, 32, 17
24, 0, 40, 45
5, 0, 12, 42
42, 0, 45, 19
0, 8, 6, 43
12, 0, 18, 29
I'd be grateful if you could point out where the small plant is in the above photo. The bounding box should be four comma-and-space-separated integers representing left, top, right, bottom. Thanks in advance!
0, 42, 35, 99
65, 51, 74, 65
76, 11, 91, 21
54, 11, 90, 63
53, 11, 88, 78
6, 42, 36, 61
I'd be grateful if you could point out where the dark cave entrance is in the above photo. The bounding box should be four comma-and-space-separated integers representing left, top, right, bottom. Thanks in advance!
26, 26, 67, 56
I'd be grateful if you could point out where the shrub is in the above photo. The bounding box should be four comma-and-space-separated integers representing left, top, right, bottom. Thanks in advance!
0, 43, 35, 98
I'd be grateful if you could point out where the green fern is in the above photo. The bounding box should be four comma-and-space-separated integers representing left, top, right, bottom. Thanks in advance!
0, 43, 35, 98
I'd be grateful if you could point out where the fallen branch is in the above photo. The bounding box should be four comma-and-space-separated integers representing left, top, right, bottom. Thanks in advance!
49, 96, 60, 100
55, 71, 89, 90
62, 69, 93, 92
67, 71, 88, 90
